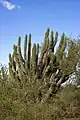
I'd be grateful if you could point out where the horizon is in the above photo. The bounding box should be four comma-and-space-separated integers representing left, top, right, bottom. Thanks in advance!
0, 0, 80, 65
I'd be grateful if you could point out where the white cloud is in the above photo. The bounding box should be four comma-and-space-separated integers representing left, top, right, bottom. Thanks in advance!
0, 0, 21, 10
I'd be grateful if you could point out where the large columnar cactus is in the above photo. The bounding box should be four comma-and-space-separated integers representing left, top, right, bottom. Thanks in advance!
9, 28, 79, 103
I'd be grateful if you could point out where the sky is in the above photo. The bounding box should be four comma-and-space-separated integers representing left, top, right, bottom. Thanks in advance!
0, 0, 80, 65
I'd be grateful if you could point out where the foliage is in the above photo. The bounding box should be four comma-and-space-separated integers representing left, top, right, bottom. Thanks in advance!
0, 66, 80, 120
76, 39, 80, 85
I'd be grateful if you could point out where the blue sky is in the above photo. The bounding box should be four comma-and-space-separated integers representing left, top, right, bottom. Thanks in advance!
0, 0, 80, 65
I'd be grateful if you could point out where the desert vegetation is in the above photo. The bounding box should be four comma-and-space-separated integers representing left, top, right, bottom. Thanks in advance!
0, 28, 80, 120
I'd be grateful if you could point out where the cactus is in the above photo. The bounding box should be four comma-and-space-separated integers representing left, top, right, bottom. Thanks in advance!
32, 43, 37, 73
36, 43, 39, 63
27, 34, 31, 69
24, 35, 27, 60
9, 28, 79, 104
56, 33, 66, 60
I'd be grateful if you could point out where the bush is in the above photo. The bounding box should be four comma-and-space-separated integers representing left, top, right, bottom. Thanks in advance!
0, 65, 80, 120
